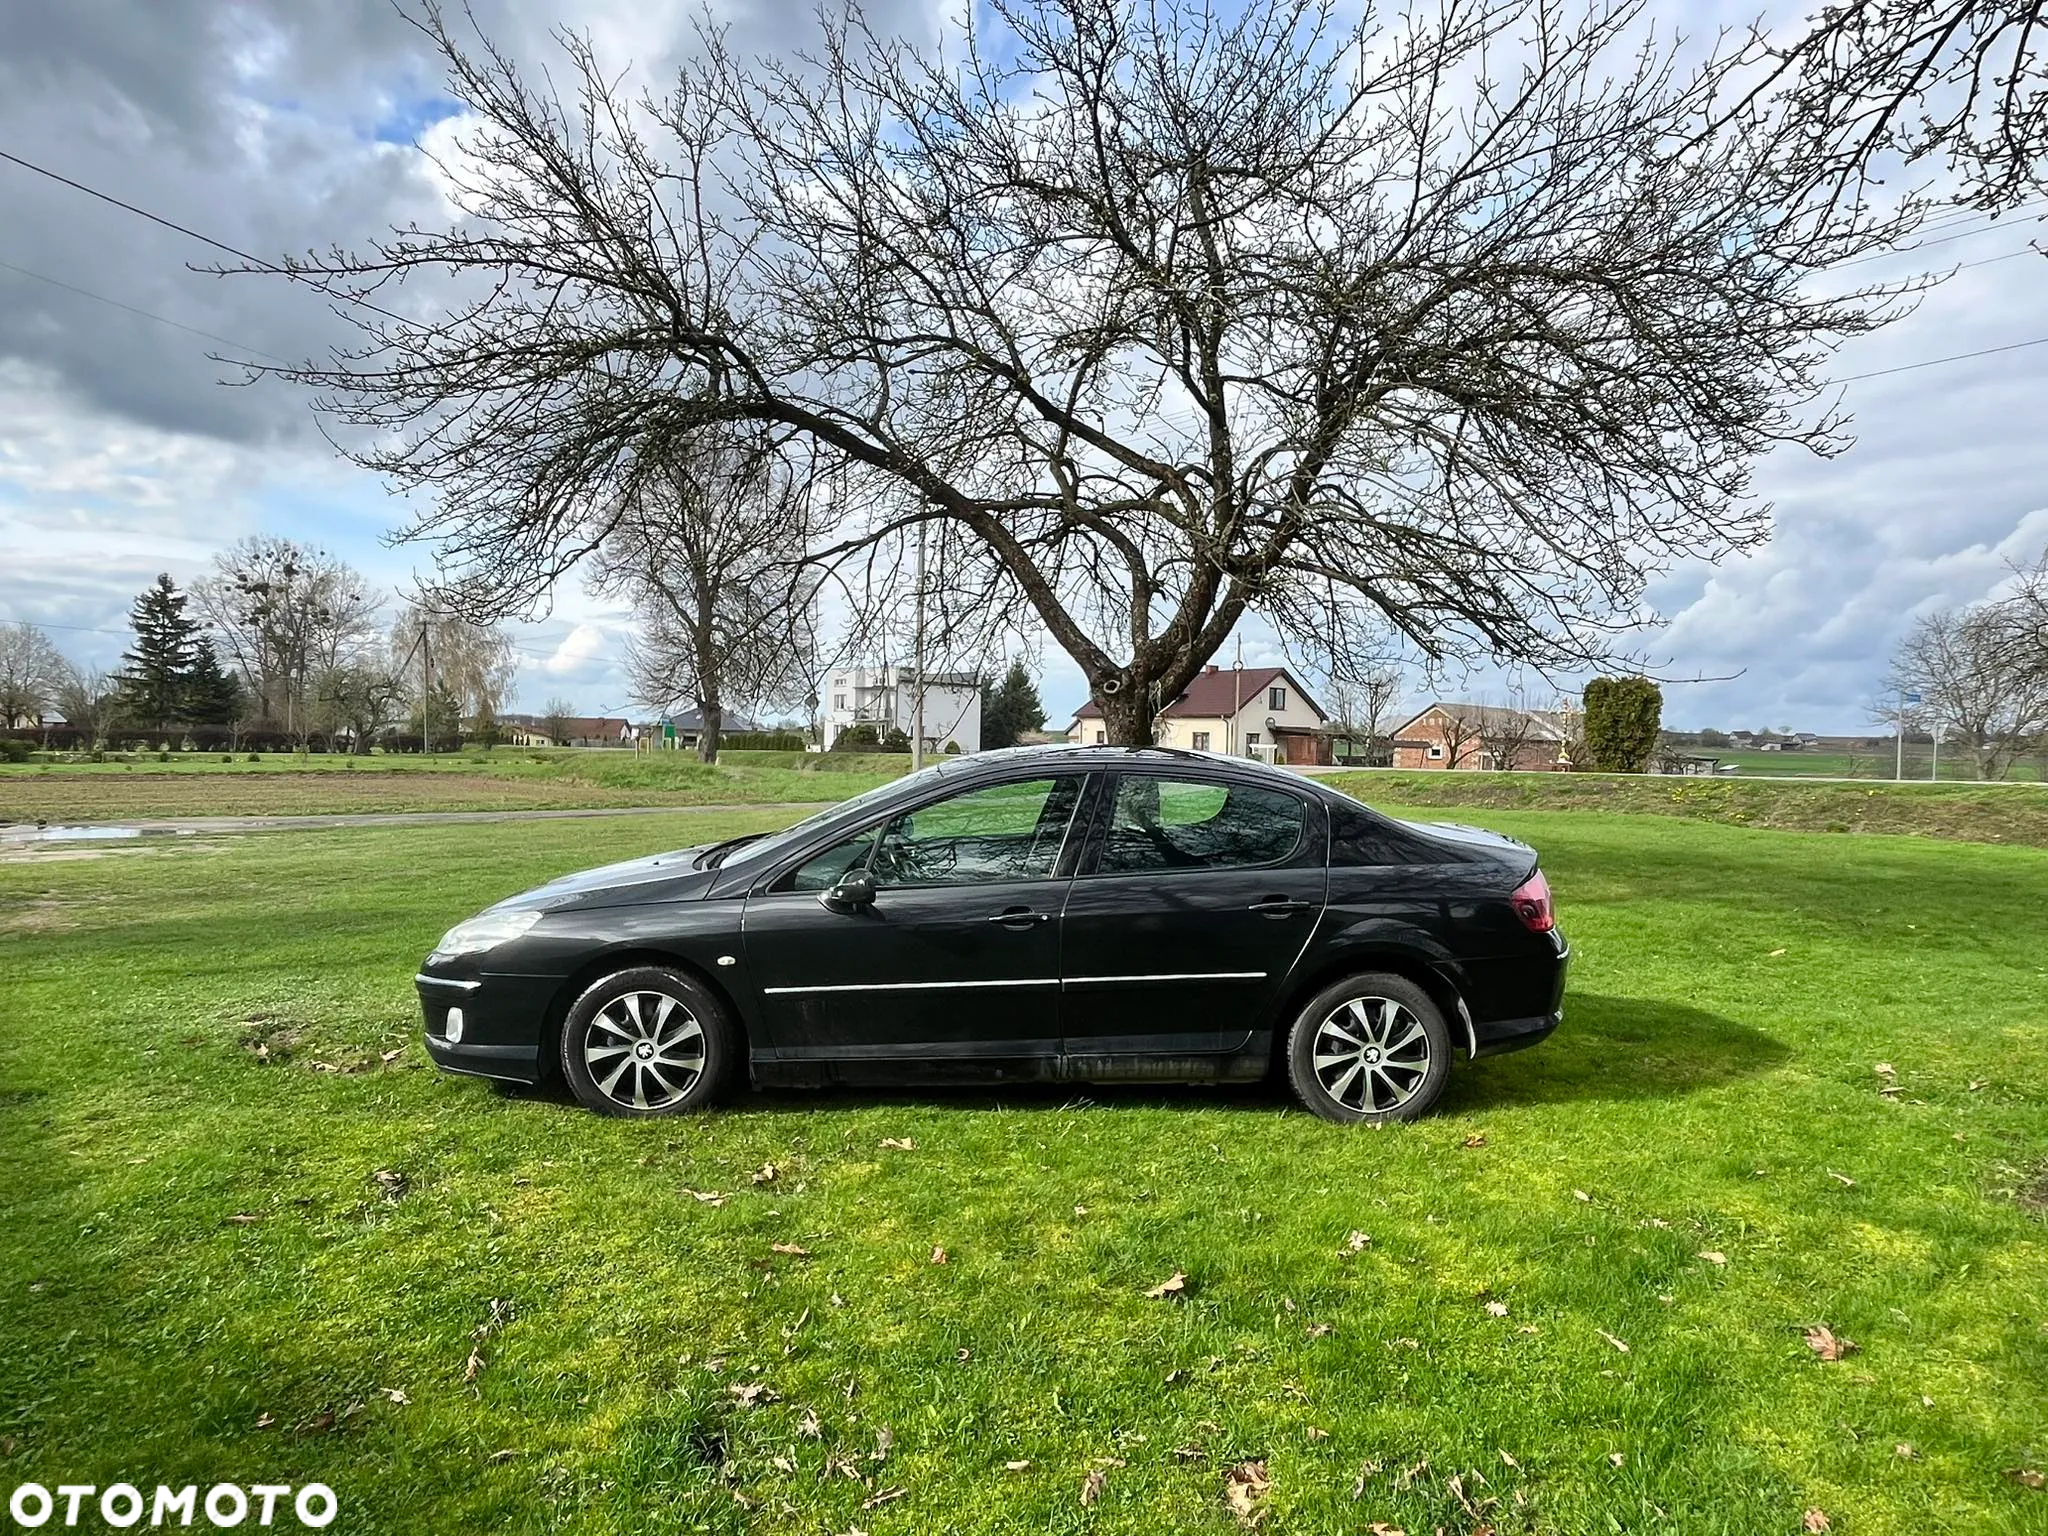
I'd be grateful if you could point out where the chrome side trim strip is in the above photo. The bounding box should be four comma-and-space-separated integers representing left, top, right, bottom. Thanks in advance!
415, 973, 482, 991
1063, 971, 1267, 985
762, 977, 1062, 996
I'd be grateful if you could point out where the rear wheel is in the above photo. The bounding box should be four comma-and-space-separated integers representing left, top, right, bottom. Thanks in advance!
1285, 972, 1452, 1124
559, 966, 735, 1118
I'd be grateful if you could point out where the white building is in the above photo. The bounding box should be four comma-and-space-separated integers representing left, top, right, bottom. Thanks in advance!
822, 666, 982, 754
1065, 665, 1329, 763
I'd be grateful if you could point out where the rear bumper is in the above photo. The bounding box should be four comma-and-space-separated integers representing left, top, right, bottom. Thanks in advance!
416, 970, 551, 1084
1469, 1008, 1562, 1058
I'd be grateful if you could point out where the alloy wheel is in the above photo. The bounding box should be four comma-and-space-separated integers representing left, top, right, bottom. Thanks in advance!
1311, 995, 1432, 1114
582, 990, 706, 1111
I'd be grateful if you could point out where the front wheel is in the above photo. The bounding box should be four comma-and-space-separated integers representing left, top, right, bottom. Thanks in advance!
1285, 973, 1452, 1124
559, 966, 735, 1117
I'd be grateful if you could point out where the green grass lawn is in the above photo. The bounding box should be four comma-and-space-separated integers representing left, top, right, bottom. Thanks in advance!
3, 803, 2045, 1533
0, 749, 909, 823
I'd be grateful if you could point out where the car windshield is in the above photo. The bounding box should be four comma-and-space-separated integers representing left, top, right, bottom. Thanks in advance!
697, 761, 951, 872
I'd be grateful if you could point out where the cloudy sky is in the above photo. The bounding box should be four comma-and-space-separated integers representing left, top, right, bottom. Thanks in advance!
2, 0, 2044, 733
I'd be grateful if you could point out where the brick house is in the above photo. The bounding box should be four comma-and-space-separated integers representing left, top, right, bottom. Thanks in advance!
1388, 703, 1573, 771
1066, 665, 1332, 764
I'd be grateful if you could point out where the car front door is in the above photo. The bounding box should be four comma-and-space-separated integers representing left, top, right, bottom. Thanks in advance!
741, 773, 1089, 1073
1059, 771, 1327, 1061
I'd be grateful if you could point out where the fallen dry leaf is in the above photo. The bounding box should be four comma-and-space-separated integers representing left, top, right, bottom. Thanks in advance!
1596, 1329, 1631, 1353
1499, 1449, 1518, 1468
1698, 1250, 1727, 1266
1874, 1062, 1897, 1077
2007, 1467, 2046, 1490
1222, 1459, 1271, 1526
1174, 1445, 1208, 1463
1462, 1133, 1489, 1148
684, 1189, 727, 1206
1768, 947, 1787, 957
1608, 1451, 1625, 1467
371, 1169, 409, 1200
726, 1381, 776, 1407
770, 1242, 810, 1257
464, 1348, 485, 1385
859, 1487, 905, 1511
1073, 1204, 1088, 1217
1367, 1526, 1406, 1536
1080, 1468, 1106, 1507
1804, 1325, 1857, 1361
956, 1347, 972, 1361
879, 1137, 915, 1151
1004, 1459, 1030, 1472
1306, 1426, 1329, 1441
931, 1246, 948, 1265
1803, 1510, 1831, 1533
751, 1163, 779, 1185
1307, 1322, 1334, 1337
1827, 1170, 1857, 1187
226, 1213, 263, 1225
381, 1387, 409, 1406
254, 1413, 274, 1429
1341, 1230, 1371, 1254
297, 1410, 336, 1436
487, 1449, 520, 1464
1894, 1442, 1919, 1460
1573, 1189, 1592, 1203
1485, 1301, 1510, 1317
798, 1408, 823, 1439
379, 1047, 403, 1064
1145, 1269, 1189, 1300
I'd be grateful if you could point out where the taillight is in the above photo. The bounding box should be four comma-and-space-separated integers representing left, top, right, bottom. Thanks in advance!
1509, 869, 1554, 932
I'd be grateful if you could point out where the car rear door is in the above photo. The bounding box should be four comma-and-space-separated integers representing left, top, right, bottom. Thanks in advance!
1057, 769, 1328, 1060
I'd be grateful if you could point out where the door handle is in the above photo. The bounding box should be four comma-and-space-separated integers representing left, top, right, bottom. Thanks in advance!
986, 908, 1051, 927
1249, 897, 1313, 917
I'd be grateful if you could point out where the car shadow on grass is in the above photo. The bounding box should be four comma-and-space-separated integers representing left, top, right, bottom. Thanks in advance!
1443, 991, 1789, 1111
491, 990, 1786, 1119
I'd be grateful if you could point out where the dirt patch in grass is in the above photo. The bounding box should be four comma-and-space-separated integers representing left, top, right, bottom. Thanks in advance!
2021, 1165, 2048, 1219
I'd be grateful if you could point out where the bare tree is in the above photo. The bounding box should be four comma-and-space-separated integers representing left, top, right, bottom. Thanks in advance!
236, 0, 1926, 745
542, 697, 577, 747
1477, 702, 1540, 771
0, 622, 67, 730
1736, 0, 2048, 217
1887, 605, 2048, 778
1326, 667, 1404, 764
1436, 706, 1482, 770
316, 659, 409, 754
194, 538, 382, 745
53, 662, 116, 747
587, 433, 820, 764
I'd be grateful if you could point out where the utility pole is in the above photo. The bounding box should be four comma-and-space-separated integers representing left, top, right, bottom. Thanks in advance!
421, 620, 432, 758
911, 518, 927, 772
1232, 633, 1244, 757
1930, 721, 1940, 782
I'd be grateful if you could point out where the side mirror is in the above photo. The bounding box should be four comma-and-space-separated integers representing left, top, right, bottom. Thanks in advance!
821, 870, 878, 914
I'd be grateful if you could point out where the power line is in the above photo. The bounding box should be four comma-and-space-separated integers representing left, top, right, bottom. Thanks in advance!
1835, 331, 2048, 383
0, 146, 412, 328
0, 256, 293, 365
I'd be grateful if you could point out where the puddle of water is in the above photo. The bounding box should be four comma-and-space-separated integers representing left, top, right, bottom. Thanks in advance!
0, 826, 196, 844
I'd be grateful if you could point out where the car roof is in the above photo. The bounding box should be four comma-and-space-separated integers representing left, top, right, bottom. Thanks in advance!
949, 743, 1337, 793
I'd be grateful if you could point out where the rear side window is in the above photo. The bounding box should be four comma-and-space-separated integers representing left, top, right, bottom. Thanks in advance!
1328, 800, 1441, 865
1096, 776, 1305, 874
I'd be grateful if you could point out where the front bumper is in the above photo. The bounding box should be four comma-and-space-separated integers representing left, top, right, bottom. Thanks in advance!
416, 970, 553, 1084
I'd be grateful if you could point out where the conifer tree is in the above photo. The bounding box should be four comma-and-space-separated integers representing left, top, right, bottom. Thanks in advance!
113, 574, 202, 733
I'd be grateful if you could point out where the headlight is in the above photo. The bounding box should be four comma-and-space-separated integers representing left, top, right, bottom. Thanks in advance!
431, 908, 543, 960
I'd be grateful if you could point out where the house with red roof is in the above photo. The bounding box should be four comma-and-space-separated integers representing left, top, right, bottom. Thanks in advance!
1065, 665, 1331, 764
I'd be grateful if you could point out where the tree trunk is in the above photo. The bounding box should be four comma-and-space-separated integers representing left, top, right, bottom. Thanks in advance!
697, 697, 723, 764
1096, 685, 1157, 747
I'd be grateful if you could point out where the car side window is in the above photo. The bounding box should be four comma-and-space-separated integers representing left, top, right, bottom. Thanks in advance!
782, 776, 1084, 891
1096, 776, 1305, 874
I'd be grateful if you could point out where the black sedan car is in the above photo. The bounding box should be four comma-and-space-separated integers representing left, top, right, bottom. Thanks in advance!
417, 746, 1566, 1123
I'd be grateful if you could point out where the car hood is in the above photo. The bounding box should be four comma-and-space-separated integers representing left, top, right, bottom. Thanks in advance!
496, 847, 720, 912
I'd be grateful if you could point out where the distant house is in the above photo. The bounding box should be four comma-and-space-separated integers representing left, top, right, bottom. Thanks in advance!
1066, 665, 1330, 764
1387, 703, 1573, 771
823, 666, 982, 754
655, 706, 763, 752
506, 715, 636, 748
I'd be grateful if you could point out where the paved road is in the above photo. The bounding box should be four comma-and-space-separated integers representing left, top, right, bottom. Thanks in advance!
0, 802, 833, 842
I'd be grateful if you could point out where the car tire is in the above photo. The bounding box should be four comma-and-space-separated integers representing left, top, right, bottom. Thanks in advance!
558, 966, 735, 1118
1285, 972, 1453, 1124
